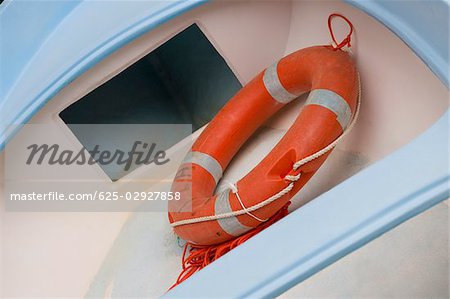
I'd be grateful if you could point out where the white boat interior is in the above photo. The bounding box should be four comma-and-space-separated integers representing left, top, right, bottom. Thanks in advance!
1, 1, 448, 297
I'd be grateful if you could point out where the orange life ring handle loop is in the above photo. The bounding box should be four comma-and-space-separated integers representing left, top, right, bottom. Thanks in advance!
328, 13, 354, 50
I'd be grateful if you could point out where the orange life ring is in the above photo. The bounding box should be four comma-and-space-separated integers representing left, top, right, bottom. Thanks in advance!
169, 45, 359, 246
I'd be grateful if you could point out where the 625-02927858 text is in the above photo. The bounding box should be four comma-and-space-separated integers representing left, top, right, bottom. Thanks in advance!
9, 191, 182, 201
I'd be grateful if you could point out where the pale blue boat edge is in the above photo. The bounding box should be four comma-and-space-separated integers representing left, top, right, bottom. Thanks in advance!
0, 0, 206, 150
0, 0, 448, 297
347, 0, 449, 87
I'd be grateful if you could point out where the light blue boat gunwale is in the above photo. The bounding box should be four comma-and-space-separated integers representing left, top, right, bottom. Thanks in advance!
0, 0, 207, 150
0, 0, 448, 297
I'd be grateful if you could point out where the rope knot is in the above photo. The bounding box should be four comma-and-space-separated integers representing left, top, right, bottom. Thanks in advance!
224, 180, 238, 193
284, 173, 301, 182
224, 180, 268, 223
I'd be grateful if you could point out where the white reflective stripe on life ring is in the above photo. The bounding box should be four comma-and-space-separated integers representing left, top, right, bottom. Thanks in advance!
305, 89, 352, 129
263, 61, 299, 104
183, 151, 223, 185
